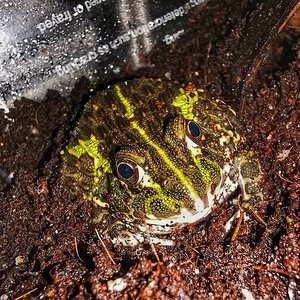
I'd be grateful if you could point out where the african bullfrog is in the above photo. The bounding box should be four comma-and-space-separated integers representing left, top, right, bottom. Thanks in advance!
60, 78, 264, 246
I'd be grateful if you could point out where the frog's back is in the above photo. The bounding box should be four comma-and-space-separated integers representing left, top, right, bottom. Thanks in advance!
70, 79, 179, 146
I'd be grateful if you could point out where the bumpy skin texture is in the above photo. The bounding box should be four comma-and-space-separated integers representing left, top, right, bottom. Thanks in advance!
60, 78, 262, 245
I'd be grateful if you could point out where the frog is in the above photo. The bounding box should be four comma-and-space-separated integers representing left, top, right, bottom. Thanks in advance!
60, 77, 264, 246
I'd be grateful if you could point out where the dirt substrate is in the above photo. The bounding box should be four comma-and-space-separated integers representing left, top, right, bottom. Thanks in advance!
0, 2, 299, 299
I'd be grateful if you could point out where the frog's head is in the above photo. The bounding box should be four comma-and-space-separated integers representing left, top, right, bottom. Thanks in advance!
61, 78, 239, 232
111, 114, 219, 227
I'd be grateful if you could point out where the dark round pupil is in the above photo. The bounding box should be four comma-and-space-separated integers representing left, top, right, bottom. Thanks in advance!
188, 121, 201, 137
118, 163, 134, 179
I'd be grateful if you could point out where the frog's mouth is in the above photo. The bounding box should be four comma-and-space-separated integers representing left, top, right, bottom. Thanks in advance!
143, 164, 238, 234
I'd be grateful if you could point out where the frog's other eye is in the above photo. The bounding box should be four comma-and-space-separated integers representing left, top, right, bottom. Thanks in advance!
185, 120, 202, 147
116, 161, 144, 185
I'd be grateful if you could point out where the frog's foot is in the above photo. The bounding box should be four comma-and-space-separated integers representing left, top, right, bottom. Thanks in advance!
92, 209, 145, 246
226, 153, 267, 241
108, 222, 174, 247
239, 153, 267, 225
106, 221, 145, 246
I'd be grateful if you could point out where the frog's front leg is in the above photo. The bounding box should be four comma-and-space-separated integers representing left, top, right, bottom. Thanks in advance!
238, 150, 264, 203
228, 151, 267, 241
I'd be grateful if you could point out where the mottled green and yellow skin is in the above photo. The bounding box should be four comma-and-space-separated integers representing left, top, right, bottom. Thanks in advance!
60, 78, 262, 245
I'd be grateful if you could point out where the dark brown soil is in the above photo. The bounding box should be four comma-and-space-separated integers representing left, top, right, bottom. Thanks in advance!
0, 2, 299, 299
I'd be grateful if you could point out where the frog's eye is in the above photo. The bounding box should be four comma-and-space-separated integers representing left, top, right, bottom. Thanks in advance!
185, 120, 202, 146
187, 121, 201, 137
116, 161, 144, 185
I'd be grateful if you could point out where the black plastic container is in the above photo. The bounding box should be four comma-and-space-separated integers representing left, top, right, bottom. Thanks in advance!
0, 0, 208, 111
